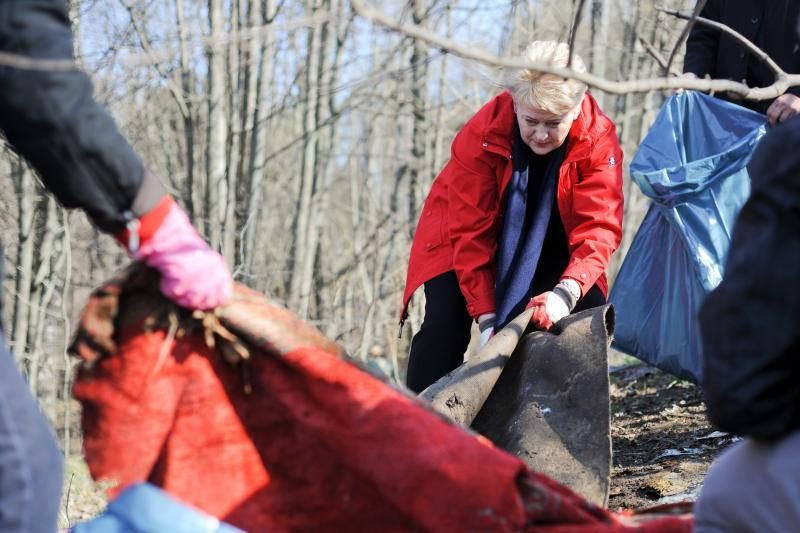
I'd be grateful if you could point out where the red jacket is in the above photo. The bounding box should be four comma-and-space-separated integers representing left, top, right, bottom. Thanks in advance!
402, 91, 624, 320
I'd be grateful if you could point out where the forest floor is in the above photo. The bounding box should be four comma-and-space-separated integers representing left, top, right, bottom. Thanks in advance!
608, 361, 738, 512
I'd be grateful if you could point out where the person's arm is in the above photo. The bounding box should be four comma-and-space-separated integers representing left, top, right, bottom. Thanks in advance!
445, 125, 503, 319
683, 0, 722, 78
0, 1, 230, 310
699, 118, 800, 441
528, 126, 623, 330
0, 0, 161, 233
560, 128, 624, 297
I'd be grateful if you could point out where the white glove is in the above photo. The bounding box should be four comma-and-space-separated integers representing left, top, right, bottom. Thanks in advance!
542, 291, 570, 323
477, 313, 496, 348
528, 279, 579, 330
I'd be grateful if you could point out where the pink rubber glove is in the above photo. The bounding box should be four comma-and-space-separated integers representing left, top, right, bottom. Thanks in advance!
121, 197, 232, 310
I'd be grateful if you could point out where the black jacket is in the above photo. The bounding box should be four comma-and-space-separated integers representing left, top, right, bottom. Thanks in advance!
684, 0, 800, 114
0, 0, 162, 234
699, 116, 800, 441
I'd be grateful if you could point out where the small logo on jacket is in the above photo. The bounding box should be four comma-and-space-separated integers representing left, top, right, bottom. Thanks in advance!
608, 156, 617, 167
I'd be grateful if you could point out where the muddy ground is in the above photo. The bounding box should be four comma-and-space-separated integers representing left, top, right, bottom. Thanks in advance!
608, 363, 739, 512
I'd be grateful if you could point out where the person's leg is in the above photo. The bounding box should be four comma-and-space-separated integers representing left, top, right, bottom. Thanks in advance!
0, 338, 63, 533
695, 430, 800, 533
406, 272, 472, 393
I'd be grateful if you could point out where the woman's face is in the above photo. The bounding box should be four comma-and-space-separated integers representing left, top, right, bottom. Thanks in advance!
515, 100, 580, 155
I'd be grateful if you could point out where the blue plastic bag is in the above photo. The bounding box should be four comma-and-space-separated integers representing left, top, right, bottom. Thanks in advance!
609, 91, 766, 382
72, 483, 244, 533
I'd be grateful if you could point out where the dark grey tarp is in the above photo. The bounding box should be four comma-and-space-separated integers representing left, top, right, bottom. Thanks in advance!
422, 306, 614, 506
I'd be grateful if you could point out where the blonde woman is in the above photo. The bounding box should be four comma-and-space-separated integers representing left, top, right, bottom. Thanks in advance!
401, 41, 624, 393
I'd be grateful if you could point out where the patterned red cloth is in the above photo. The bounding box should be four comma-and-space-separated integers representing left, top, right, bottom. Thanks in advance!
71, 266, 692, 532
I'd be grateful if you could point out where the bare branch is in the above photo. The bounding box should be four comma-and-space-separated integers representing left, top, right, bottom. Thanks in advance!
567, 0, 587, 69
660, 7, 785, 77
120, 0, 190, 119
638, 36, 681, 77
351, 0, 797, 99
664, 0, 706, 76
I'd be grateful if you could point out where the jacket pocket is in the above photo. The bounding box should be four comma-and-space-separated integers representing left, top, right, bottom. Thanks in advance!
419, 213, 446, 252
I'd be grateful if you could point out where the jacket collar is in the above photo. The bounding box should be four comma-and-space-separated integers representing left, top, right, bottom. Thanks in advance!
479, 90, 600, 164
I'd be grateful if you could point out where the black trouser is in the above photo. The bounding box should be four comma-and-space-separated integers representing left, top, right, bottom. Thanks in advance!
406, 271, 605, 393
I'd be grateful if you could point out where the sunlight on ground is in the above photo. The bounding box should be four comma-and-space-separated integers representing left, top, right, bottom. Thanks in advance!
59, 456, 108, 529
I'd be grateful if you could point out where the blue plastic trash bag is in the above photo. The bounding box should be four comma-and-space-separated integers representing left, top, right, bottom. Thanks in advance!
609, 91, 766, 382
72, 483, 244, 533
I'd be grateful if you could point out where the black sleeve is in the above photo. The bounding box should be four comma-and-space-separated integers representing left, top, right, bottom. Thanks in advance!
0, 0, 161, 234
699, 117, 800, 441
683, 0, 722, 77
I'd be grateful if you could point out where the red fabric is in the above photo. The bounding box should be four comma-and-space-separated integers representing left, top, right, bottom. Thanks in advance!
72, 272, 690, 532
402, 91, 624, 319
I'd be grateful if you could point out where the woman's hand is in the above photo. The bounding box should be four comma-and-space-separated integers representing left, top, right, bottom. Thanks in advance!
526, 279, 579, 331
119, 196, 232, 310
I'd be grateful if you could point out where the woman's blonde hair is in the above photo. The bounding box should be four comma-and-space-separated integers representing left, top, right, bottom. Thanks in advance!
503, 41, 588, 115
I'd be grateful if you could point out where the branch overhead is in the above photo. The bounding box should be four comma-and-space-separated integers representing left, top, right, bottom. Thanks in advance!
660, 7, 785, 77
351, 0, 798, 100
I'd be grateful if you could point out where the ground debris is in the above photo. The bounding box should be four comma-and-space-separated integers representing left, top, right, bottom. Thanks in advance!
609, 364, 736, 511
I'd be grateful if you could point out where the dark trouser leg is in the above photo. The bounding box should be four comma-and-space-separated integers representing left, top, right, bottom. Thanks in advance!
406, 272, 473, 393
0, 338, 63, 533
574, 284, 606, 313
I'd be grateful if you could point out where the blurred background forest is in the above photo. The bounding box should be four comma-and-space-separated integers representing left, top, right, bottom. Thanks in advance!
0, 0, 694, 468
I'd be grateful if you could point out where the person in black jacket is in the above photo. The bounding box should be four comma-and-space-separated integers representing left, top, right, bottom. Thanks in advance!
0, 1, 232, 531
693, 115, 800, 531
683, 0, 800, 124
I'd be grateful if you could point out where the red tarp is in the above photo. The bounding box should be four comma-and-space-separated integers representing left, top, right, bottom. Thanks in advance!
71, 268, 692, 532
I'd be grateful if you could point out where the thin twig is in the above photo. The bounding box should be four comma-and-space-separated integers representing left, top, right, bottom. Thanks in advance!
120, 0, 190, 119
62, 472, 75, 528
660, 7, 785, 77
663, 0, 706, 76
638, 36, 681, 76
351, 0, 797, 99
568, 0, 587, 69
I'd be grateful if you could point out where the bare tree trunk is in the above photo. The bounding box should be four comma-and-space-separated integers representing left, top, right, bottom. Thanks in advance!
220, 0, 242, 268
242, 0, 277, 277
590, 0, 610, 108
288, 0, 324, 316
27, 197, 58, 394
60, 209, 74, 459
176, 0, 197, 219
408, 0, 428, 235
11, 163, 35, 366
610, 0, 652, 282
206, 0, 228, 253
431, 3, 452, 186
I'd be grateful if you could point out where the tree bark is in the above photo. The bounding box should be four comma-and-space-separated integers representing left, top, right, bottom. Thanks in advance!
206, 0, 228, 252
288, 0, 324, 316
176, 0, 197, 219
11, 163, 35, 366
408, 0, 428, 236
